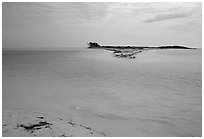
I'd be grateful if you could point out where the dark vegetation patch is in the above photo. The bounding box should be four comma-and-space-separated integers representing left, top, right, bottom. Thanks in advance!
18, 121, 52, 133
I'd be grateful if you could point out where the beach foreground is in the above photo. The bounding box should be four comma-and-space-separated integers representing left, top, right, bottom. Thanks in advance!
3, 109, 105, 137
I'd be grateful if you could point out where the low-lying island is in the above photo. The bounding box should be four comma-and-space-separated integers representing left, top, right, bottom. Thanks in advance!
87, 42, 195, 59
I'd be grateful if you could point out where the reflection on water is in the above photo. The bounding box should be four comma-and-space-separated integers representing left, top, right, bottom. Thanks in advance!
3, 48, 202, 136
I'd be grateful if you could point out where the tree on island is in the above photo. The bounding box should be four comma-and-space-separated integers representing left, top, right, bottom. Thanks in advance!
88, 42, 101, 48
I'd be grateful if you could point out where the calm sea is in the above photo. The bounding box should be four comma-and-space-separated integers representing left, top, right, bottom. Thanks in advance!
2, 48, 202, 136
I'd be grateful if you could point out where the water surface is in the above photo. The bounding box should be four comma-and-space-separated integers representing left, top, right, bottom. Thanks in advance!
2, 48, 202, 136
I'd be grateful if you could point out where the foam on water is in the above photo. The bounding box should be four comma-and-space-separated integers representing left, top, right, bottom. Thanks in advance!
3, 48, 202, 136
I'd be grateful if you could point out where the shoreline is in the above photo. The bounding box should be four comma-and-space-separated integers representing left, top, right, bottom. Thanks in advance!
106, 48, 143, 59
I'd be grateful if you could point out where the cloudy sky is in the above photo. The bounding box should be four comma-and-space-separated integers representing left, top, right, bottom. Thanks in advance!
2, 2, 202, 49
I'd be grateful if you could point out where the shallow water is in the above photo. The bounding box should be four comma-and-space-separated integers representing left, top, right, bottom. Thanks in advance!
2, 48, 202, 136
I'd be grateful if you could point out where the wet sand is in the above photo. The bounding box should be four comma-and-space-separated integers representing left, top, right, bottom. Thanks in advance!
3, 109, 106, 137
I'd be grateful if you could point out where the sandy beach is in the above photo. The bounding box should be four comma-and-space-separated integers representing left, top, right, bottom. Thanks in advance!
3, 109, 106, 137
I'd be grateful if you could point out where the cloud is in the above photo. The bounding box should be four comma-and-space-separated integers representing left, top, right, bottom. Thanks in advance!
143, 3, 201, 23
3, 3, 109, 22
3, 2, 200, 24
144, 12, 190, 23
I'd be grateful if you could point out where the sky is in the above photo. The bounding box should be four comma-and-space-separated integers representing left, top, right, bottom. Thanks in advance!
2, 2, 202, 49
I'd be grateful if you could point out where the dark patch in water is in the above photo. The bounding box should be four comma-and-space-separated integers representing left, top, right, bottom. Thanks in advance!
94, 113, 128, 120
134, 117, 176, 127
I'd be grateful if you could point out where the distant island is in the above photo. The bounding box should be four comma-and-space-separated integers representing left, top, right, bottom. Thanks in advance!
87, 42, 195, 59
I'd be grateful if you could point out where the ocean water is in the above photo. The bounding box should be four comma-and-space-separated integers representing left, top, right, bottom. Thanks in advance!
2, 48, 202, 136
